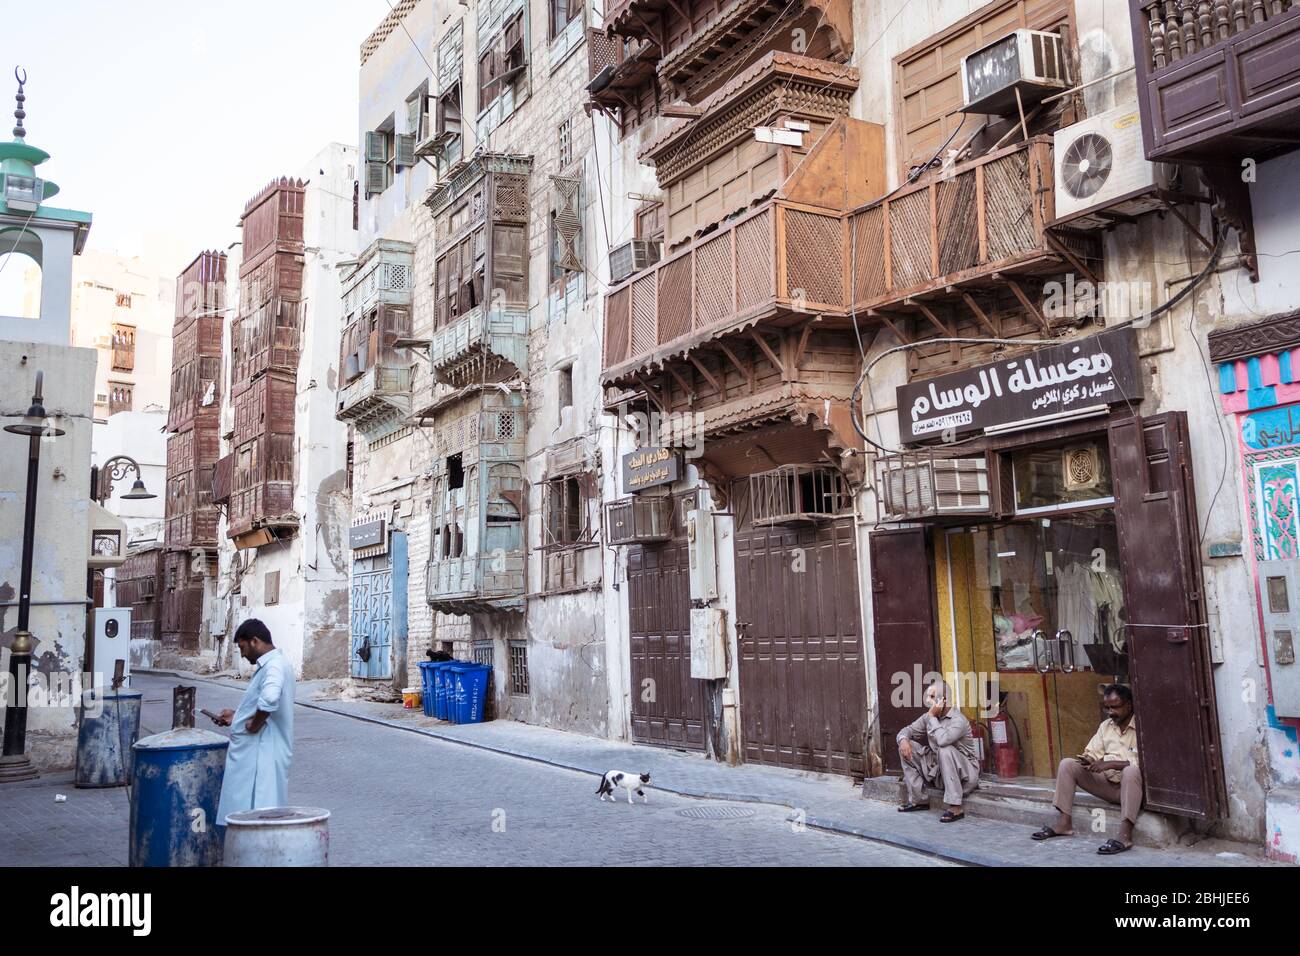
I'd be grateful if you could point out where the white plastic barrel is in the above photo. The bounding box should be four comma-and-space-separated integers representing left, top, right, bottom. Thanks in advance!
222, 807, 330, 867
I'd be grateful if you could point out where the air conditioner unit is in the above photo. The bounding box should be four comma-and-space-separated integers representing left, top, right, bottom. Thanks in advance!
604, 496, 673, 545
878, 455, 992, 521
95, 393, 109, 405
961, 29, 1068, 116
1053, 104, 1176, 228
609, 239, 661, 285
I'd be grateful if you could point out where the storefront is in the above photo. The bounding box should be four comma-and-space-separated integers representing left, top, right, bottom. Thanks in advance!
873, 327, 1227, 820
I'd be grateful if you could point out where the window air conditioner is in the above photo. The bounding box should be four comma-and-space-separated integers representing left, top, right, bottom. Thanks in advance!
961, 29, 1069, 116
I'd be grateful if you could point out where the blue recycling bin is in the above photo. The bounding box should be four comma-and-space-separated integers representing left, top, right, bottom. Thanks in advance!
130, 728, 229, 867
452, 663, 492, 724
433, 662, 455, 721
417, 661, 437, 717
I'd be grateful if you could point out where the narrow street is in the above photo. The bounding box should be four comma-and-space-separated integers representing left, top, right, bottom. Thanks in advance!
0, 674, 950, 867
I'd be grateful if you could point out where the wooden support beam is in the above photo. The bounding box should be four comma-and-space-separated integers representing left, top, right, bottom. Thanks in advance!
1166, 202, 1214, 252
635, 375, 670, 414
1006, 279, 1050, 334
715, 340, 754, 390
750, 330, 786, 377
960, 292, 1000, 337
792, 323, 814, 371
665, 363, 694, 400
688, 355, 723, 397
1043, 232, 1101, 288
869, 309, 911, 344
909, 300, 950, 337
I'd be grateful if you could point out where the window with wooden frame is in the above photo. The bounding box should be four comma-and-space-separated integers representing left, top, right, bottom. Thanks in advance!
892, 0, 1075, 179
403, 84, 429, 152
549, 176, 582, 286
478, 10, 527, 113
557, 116, 573, 168
435, 82, 463, 166
542, 475, 588, 548
634, 201, 664, 243
115, 292, 132, 309
549, 0, 582, 42
108, 381, 133, 416
111, 323, 136, 372
363, 120, 395, 197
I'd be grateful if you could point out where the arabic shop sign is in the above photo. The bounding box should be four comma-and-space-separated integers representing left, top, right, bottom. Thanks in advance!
896, 327, 1142, 444
622, 446, 681, 492
349, 519, 387, 550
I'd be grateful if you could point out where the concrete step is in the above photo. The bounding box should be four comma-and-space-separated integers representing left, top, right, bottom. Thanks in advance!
861, 773, 1188, 848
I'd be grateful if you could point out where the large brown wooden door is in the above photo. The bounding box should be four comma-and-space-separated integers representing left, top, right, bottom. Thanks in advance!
628, 542, 706, 750
734, 518, 866, 775
869, 527, 939, 773
1109, 412, 1227, 819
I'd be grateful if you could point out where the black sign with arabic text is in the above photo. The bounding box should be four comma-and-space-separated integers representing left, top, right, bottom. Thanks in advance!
896, 326, 1143, 444
622, 446, 681, 493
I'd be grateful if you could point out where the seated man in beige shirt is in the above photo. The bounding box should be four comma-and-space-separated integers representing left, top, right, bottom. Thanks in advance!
896, 681, 980, 823
1031, 683, 1141, 855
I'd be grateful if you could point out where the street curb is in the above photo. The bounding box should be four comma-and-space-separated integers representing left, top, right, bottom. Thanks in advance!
139, 668, 991, 866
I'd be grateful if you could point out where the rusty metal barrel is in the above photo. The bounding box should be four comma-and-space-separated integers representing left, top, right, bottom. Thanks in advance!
222, 807, 331, 867
75, 689, 142, 788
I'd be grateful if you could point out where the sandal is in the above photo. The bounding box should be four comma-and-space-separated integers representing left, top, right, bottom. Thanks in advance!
1031, 826, 1070, 841
897, 803, 929, 813
939, 810, 965, 823
1097, 838, 1133, 855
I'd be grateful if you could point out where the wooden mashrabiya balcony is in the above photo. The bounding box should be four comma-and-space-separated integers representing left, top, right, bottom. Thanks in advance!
1131, 0, 1300, 162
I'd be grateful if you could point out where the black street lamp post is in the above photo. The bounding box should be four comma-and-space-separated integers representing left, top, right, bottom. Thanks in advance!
1, 371, 64, 783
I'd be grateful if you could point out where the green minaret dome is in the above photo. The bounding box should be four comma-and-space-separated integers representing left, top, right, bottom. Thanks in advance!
1, 67, 63, 211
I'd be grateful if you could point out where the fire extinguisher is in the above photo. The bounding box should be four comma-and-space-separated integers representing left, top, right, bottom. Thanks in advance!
989, 708, 1020, 779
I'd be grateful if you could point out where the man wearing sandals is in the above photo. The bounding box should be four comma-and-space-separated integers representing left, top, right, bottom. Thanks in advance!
1031, 684, 1141, 855
896, 681, 979, 823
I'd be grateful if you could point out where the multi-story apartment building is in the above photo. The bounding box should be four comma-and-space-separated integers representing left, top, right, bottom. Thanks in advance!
342, 0, 610, 733
65, 250, 175, 420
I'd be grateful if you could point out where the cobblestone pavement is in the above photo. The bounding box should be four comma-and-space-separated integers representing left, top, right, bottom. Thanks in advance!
0, 674, 950, 867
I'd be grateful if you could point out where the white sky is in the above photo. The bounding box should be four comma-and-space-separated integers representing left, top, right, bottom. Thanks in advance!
5, 0, 389, 276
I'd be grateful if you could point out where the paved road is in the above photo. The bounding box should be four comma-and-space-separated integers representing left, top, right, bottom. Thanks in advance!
1, 673, 951, 867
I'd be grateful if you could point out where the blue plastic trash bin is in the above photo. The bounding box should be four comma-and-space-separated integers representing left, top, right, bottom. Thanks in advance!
130, 728, 229, 867
453, 663, 492, 724
417, 661, 437, 717
433, 662, 456, 720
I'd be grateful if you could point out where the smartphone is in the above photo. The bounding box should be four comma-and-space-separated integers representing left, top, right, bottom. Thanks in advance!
200, 708, 223, 723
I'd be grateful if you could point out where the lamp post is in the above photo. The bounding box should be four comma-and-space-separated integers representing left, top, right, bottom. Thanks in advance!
86, 455, 155, 686
0, 371, 63, 783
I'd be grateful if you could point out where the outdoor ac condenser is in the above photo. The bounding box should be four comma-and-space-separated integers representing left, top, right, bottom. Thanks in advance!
961, 29, 1069, 116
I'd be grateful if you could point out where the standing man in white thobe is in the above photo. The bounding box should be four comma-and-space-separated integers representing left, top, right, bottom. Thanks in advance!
212, 619, 295, 832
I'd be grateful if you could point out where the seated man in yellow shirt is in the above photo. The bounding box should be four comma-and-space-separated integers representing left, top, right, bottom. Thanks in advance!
1031, 683, 1141, 855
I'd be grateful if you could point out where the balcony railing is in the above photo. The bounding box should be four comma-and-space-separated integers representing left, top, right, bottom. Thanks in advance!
602, 198, 846, 379
1132, 0, 1300, 161
426, 554, 525, 614
849, 137, 1096, 314
336, 365, 414, 434
429, 304, 528, 384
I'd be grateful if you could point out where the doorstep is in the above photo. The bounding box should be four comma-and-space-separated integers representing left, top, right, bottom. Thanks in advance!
862, 772, 1188, 848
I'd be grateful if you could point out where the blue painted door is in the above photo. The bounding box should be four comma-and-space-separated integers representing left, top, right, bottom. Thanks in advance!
350, 532, 407, 680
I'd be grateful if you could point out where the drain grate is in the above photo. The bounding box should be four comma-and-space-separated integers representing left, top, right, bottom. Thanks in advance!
675, 805, 757, 820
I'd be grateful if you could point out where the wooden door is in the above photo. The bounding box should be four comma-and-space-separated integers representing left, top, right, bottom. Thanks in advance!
1109, 412, 1226, 819
870, 527, 939, 773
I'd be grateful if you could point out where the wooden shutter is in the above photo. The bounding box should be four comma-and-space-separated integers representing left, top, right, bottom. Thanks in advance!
395, 133, 416, 168
869, 527, 938, 773
364, 130, 386, 162
1108, 412, 1226, 820
551, 176, 583, 273
365, 160, 387, 197
492, 223, 527, 304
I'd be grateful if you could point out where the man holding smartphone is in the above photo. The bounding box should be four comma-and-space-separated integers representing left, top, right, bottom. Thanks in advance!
1031, 684, 1141, 854
211, 619, 295, 834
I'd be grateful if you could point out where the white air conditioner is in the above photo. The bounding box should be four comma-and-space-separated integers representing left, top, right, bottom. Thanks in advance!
878, 456, 992, 521
95, 393, 109, 405
609, 239, 661, 285
961, 29, 1068, 116
1053, 105, 1175, 227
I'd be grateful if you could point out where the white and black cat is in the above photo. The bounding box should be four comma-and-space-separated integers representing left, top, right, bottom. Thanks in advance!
595, 770, 651, 804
